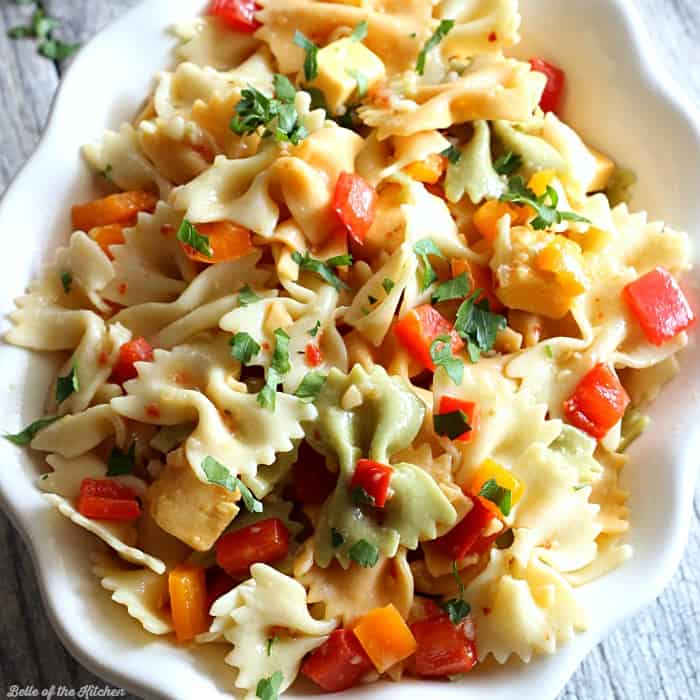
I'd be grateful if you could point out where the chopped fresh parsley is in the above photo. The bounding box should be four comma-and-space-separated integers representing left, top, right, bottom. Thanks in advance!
413, 238, 444, 291
416, 19, 455, 75
495, 528, 515, 549
382, 278, 395, 294
441, 145, 462, 165
291, 250, 351, 291
500, 175, 591, 230
56, 363, 79, 404
293, 31, 319, 82
238, 284, 261, 307
7, 4, 79, 62
351, 20, 368, 42
439, 561, 471, 624
230, 75, 308, 145
433, 410, 470, 440
545, 344, 554, 359
368, 295, 378, 305
493, 151, 522, 176
256, 671, 283, 700
454, 292, 507, 362
347, 68, 368, 98
351, 485, 376, 507
331, 528, 345, 548
202, 456, 263, 513
4, 416, 60, 446
479, 478, 512, 517
429, 335, 464, 385
106, 442, 136, 477
258, 329, 291, 410
348, 539, 379, 568
295, 371, 327, 402
308, 320, 321, 337
176, 219, 212, 258
432, 272, 470, 303
60, 270, 72, 294
99, 164, 114, 182
230, 332, 261, 365
266, 637, 278, 657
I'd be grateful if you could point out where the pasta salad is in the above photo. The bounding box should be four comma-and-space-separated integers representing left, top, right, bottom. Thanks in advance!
4, 0, 695, 697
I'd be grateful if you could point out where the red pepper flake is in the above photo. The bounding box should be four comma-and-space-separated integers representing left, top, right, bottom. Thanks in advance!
305, 343, 323, 367
160, 224, 175, 237
98, 351, 109, 366
488, 31, 498, 42
262, 342, 270, 351
145, 403, 161, 419
483, 607, 492, 616
118, 282, 128, 296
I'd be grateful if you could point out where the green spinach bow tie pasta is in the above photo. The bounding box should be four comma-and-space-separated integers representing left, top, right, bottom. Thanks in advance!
5, 0, 694, 696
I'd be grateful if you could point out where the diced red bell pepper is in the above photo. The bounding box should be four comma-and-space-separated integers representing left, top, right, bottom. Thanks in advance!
394, 305, 464, 371
302, 629, 374, 692
411, 615, 478, 677
109, 337, 154, 385
215, 518, 290, 576
530, 57, 565, 114
292, 442, 338, 505
436, 396, 479, 443
208, 0, 260, 32
622, 267, 694, 346
77, 478, 141, 521
206, 568, 237, 610
562, 363, 630, 439
305, 343, 323, 367
432, 496, 496, 560
332, 172, 378, 245
350, 459, 393, 508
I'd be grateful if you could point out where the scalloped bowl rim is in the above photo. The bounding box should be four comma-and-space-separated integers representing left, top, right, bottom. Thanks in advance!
0, 0, 699, 699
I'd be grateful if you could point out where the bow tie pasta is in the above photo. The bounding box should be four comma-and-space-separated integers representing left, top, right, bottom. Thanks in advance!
4, 0, 693, 696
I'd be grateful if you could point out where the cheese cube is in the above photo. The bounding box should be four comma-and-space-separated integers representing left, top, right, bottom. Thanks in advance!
305, 38, 386, 114
586, 146, 616, 193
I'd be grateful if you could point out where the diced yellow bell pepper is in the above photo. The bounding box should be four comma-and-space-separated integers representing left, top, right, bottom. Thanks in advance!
534, 235, 588, 297
566, 226, 612, 254
470, 458, 524, 511
527, 169, 557, 197
473, 200, 531, 243
305, 38, 386, 114
403, 153, 446, 184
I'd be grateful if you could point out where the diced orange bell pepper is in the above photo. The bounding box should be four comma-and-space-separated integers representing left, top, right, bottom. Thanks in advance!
90, 224, 125, 259
394, 305, 464, 372
403, 154, 447, 184
168, 564, 211, 642
527, 169, 557, 197
352, 604, 417, 673
179, 221, 253, 264
76, 479, 141, 521
534, 235, 587, 297
473, 200, 530, 243
451, 258, 504, 312
72, 190, 158, 231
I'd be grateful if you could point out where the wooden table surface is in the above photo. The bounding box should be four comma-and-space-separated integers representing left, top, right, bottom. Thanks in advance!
1, 1, 699, 698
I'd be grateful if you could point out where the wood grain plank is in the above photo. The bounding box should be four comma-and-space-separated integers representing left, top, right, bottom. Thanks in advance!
0, 1, 699, 699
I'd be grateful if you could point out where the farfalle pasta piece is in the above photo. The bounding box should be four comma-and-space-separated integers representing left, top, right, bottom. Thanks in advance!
30, 404, 127, 458
91, 551, 173, 635
255, 0, 431, 76
294, 539, 414, 625
433, 360, 562, 484
207, 564, 336, 699
39, 454, 166, 574
465, 548, 587, 663
112, 250, 270, 343
101, 201, 197, 307
83, 124, 173, 199
359, 55, 545, 140
174, 16, 260, 71
437, 0, 521, 59
111, 342, 317, 490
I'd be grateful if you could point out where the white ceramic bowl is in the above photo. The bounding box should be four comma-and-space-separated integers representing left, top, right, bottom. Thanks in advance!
1, 1, 698, 699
